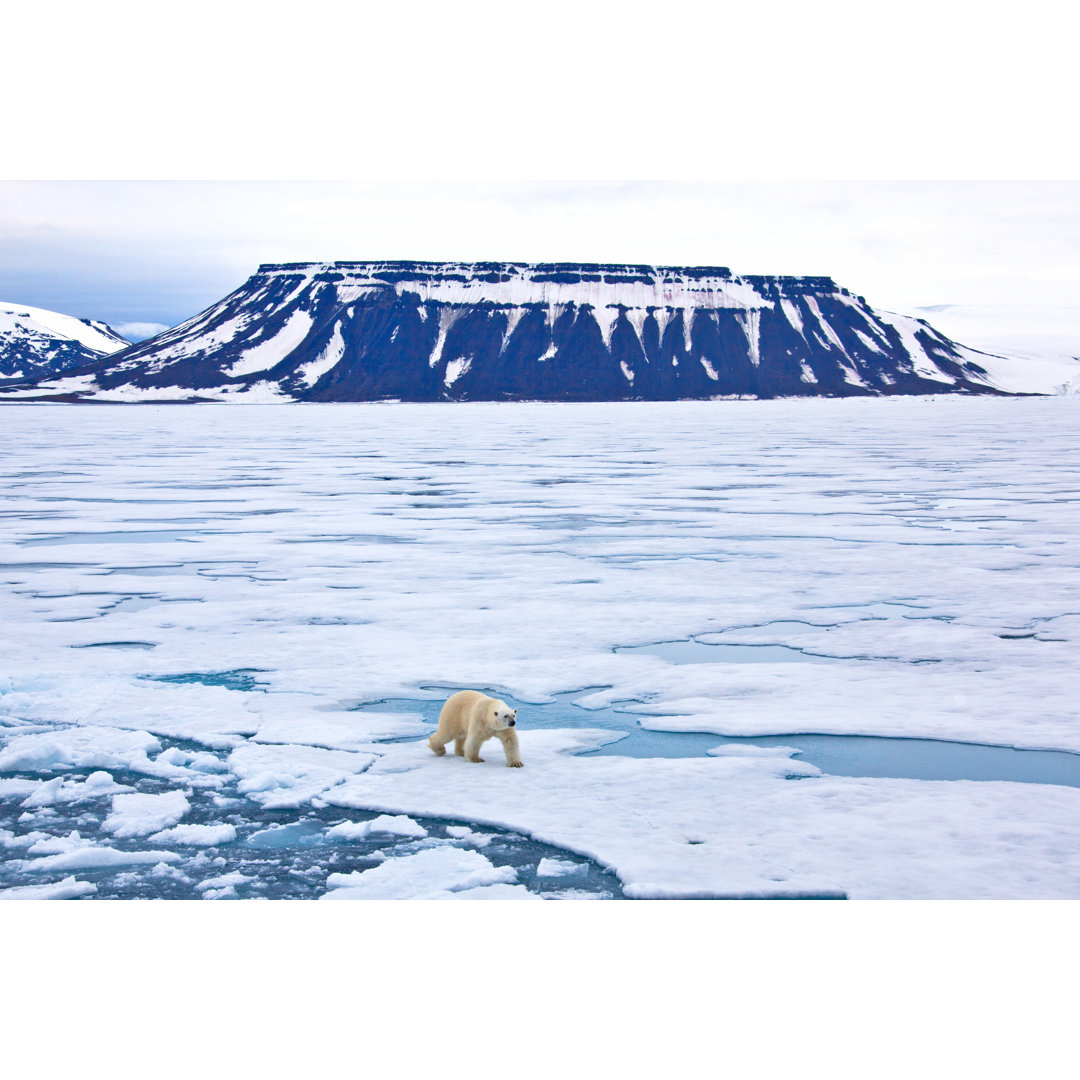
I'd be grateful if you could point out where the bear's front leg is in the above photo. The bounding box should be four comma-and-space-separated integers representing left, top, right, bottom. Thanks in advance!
454, 736, 466, 757
463, 733, 485, 763
496, 728, 524, 768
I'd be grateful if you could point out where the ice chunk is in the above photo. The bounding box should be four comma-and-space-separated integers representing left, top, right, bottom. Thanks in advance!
706, 744, 802, 758
103, 790, 190, 838
26, 830, 96, 855
440, 883, 539, 900
323, 846, 517, 899
20, 771, 134, 807
0, 828, 50, 850
196, 871, 253, 892
326, 814, 427, 841
0, 876, 97, 900
444, 825, 494, 846
0, 779, 43, 799
19, 777, 66, 807
536, 857, 589, 878
147, 823, 237, 846
0, 727, 162, 774
156, 747, 228, 773
21, 846, 182, 872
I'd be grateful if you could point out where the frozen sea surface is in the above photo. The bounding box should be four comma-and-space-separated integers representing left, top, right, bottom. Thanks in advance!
2, 398, 1080, 899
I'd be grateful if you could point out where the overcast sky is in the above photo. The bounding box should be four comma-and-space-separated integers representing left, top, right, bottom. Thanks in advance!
3, 180, 1078, 338
2, 3, 1078, 340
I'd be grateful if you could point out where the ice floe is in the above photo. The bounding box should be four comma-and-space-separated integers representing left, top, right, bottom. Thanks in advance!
326, 814, 427, 840
0, 875, 98, 900
103, 790, 190, 838
323, 846, 524, 899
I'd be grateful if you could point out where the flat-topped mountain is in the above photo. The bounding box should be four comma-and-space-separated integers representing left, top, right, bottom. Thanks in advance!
2, 261, 1024, 401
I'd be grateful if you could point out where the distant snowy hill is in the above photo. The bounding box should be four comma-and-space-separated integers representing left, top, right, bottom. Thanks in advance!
0, 301, 130, 381
0, 262, 1049, 401
912, 305, 1080, 395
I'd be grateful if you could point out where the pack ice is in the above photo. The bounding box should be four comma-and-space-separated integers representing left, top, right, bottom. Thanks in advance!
2, 397, 1079, 899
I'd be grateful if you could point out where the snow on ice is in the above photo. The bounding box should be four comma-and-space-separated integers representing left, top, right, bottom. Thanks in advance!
326, 814, 428, 840
2, 397, 1080, 899
103, 790, 190, 838
323, 846, 526, 900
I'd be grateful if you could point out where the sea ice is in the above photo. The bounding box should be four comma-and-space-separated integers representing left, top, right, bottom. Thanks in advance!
0, 727, 163, 774
103, 790, 191, 838
196, 870, 254, 891
19, 771, 134, 807
2, 398, 1079, 898
147, 823, 237, 846
0, 875, 97, 900
444, 825, 493, 846
536, 857, 588, 878
323, 846, 519, 899
252, 709, 428, 750
19, 846, 182, 872
325, 737, 1080, 899
228, 743, 376, 808
24, 829, 96, 854
439, 883, 538, 899
326, 814, 427, 840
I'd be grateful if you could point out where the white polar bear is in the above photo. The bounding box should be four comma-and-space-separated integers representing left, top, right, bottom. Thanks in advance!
428, 690, 523, 767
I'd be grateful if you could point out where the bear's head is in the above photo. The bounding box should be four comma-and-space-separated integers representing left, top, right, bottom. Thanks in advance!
490, 700, 518, 729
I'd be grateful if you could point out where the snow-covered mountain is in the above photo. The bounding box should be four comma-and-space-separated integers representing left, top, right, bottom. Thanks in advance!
912, 304, 1080, 395
0, 301, 130, 381
0, 262, 1044, 401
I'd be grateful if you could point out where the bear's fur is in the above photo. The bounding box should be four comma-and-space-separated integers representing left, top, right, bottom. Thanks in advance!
429, 690, 523, 768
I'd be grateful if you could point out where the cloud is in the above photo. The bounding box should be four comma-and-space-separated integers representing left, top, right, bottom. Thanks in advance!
113, 322, 170, 342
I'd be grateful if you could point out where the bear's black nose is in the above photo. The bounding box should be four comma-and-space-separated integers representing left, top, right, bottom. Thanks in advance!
508, 719, 516, 726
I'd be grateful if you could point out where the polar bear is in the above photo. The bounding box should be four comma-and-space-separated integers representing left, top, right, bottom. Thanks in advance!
428, 690, 523, 767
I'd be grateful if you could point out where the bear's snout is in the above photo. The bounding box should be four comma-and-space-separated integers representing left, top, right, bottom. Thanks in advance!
508, 719, 516, 726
